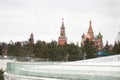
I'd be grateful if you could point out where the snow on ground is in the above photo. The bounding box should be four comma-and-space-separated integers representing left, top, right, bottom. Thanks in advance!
62, 54, 120, 65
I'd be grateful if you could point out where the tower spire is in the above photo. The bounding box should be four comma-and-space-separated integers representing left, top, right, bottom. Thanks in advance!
89, 18, 92, 27
87, 19, 94, 40
29, 33, 34, 45
61, 18, 64, 28
58, 18, 67, 45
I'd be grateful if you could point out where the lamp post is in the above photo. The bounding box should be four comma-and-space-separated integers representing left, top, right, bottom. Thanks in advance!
83, 52, 87, 60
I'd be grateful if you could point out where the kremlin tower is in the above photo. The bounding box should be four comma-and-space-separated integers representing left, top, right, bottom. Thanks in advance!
58, 18, 67, 45
28, 33, 34, 45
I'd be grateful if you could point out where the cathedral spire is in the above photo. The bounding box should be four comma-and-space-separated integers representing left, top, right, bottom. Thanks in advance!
87, 19, 94, 40
88, 19, 92, 32
62, 18, 64, 28
89, 19, 92, 27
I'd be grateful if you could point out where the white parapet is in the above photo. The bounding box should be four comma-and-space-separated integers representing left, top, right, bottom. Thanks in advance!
3, 54, 120, 80
0, 59, 13, 71
4, 72, 62, 80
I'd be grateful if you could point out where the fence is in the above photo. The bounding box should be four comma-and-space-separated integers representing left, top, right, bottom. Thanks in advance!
3, 55, 120, 80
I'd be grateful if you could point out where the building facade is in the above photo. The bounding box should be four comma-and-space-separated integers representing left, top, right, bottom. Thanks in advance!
116, 28, 120, 42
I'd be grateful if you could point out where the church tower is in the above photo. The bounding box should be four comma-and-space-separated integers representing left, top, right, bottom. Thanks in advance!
87, 20, 94, 41
117, 28, 120, 41
96, 32, 103, 50
81, 20, 96, 46
28, 33, 34, 45
58, 18, 67, 45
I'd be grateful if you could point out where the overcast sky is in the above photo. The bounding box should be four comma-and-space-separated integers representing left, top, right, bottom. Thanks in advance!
0, 0, 120, 45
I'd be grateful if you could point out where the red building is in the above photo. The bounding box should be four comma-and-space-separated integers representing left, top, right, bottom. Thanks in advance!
58, 18, 67, 45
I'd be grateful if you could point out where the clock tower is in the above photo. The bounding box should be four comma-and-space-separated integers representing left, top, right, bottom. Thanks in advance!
58, 18, 67, 45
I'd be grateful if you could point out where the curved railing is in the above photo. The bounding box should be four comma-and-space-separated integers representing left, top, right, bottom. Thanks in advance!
5, 61, 120, 80
3, 55, 120, 80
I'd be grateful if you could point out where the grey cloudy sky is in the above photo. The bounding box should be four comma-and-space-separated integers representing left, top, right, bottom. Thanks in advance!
0, 0, 120, 45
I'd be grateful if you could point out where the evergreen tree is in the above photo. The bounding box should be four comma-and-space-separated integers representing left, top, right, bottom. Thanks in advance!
6, 39, 82, 61
103, 42, 113, 55
65, 43, 81, 61
81, 39, 97, 59
113, 41, 120, 54
0, 69, 4, 80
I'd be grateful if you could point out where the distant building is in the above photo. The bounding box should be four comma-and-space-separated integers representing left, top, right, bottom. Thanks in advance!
95, 32, 103, 50
58, 18, 67, 45
28, 33, 34, 45
116, 28, 120, 42
20, 41, 28, 46
81, 20, 103, 50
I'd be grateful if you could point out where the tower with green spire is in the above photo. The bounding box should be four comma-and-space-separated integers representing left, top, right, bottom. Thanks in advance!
95, 32, 103, 50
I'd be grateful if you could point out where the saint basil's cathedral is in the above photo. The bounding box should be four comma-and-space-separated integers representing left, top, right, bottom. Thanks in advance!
81, 20, 103, 50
